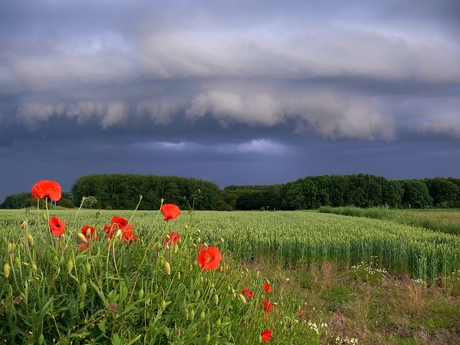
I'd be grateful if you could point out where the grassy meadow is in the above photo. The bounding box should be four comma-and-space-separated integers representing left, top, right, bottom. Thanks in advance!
1, 207, 460, 344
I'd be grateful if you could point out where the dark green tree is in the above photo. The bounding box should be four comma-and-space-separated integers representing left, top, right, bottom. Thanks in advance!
382, 179, 404, 208
329, 175, 349, 207
401, 180, 433, 208
425, 177, 459, 207
0, 192, 32, 209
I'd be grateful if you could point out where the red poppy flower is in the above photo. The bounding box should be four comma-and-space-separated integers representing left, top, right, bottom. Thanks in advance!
242, 288, 254, 299
262, 283, 272, 293
122, 231, 137, 244
197, 246, 222, 271
164, 231, 180, 245
78, 243, 89, 250
31, 180, 62, 201
261, 329, 272, 342
261, 300, 273, 312
160, 204, 181, 221
110, 216, 134, 231
49, 216, 66, 236
81, 225, 97, 240
103, 224, 113, 235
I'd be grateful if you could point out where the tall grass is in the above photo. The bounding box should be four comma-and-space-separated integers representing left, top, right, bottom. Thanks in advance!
318, 206, 460, 235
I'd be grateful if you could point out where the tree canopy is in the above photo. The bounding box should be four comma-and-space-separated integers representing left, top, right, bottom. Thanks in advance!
2, 174, 460, 210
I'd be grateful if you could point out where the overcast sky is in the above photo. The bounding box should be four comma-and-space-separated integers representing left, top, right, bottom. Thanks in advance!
1, 0, 460, 201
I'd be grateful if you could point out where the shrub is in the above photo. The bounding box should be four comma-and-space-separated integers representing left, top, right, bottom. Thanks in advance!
57, 198, 75, 208
214, 200, 233, 211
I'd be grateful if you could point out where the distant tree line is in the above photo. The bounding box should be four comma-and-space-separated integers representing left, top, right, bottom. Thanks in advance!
70, 174, 222, 210
0, 192, 74, 209
1, 173, 459, 210
224, 175, 460, 210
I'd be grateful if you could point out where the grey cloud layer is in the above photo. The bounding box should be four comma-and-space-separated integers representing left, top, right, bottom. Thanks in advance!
1, 0, 459, 143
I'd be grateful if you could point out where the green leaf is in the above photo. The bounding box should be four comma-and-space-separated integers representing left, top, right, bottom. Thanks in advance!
98, 320, 106, 333
112, 334, 121, 345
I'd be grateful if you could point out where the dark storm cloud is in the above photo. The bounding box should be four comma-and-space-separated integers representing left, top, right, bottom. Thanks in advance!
0, 0, 459, 200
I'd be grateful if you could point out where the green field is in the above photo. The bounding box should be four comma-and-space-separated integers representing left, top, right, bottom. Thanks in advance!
1, 208, 460, 344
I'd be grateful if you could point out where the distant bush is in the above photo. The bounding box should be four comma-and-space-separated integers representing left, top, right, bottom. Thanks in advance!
22, 198, 46, 209
214, 200, 232, 211
82, 196, 98, 209
58, 198, 75, 208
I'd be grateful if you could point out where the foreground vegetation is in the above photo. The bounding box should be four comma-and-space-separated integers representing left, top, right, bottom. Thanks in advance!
1, 205, 460, 344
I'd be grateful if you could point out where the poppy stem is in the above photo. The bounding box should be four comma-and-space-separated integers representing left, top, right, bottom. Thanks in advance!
71, 197, 87, 231
45, 198, 52, 240
128, 194, 143, 225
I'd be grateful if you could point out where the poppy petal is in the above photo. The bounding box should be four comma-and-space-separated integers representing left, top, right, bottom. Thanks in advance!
49, 216, 66, 236
31, 180, 62, 201
160, 204, 181, 221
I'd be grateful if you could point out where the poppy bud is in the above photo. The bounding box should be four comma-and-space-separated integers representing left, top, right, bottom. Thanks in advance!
238, 294, 247, 304
160, 299, 167, 311
80, 282, 87, 295
67, 259, 74, 273
27, 234, 34, 246
199, 310, 206, 320
213, 294, 219, 306
189, 309, 195, 320
14, 257, 21, 267
32, 263, 37, 271
38, 334, 45, 344
138, 288, 144, 299
78, 233, 88, 243
195, 289, 201, 300
7, 243, 14, 253
21, 221, 27, 229
164, 261, 171, 275
2, 236, 7, 245
216, 318, 221, 327
205, 333, 211, 343
42, 212, 47, 221
3, 263, 11, 278
85, 262, 91, 275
